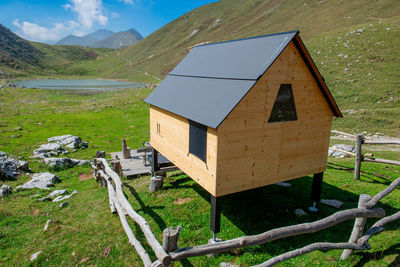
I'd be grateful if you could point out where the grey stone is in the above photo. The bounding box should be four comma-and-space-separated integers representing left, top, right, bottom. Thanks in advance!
38, 197, 51, 202
16, 172, 60, 190
328, 144, 355, 158
53, 190, 77, 202
30, 251, 42, 261
0, 153, 29, 178
47, 189, 68, 199
295, 208, 307, 216
34, 143, 62, 154
0, 184, 12, 197
275, 182, 291, 187
48, 135, 83, 149
61, 151, 70, 155
59, 201, 68, 208
70, 159, 89, 165
321, 199, 344, 209
44, 157, 89, 168
220, 263, 239, 267
43, 220, 52, 231
0, 151, 7, 158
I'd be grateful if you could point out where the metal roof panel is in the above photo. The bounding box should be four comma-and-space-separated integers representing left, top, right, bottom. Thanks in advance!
170, 31, 298, 80
145, 75, 256, 128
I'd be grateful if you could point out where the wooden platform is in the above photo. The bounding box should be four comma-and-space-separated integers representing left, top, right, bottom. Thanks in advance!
110, 149, 178, 178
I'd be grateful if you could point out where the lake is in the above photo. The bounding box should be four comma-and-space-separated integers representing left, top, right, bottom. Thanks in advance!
12, 79, 144, 90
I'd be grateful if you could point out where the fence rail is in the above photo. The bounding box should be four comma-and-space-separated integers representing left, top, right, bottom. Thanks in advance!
93, 154, 400, 266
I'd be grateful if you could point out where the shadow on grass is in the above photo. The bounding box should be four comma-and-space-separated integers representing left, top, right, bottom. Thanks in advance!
162, 173, 400, 259
123, 183, 167, 231
354, 243, 400, 266
327, 162, 394, 184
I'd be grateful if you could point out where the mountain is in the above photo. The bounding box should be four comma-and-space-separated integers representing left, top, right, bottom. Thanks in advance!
0, 23, 43, 70
55, 28, 142, 49
56, 29, 114, 47
92, 28, 143, 49
67, 0, 400, 135
0, 24, 111, 76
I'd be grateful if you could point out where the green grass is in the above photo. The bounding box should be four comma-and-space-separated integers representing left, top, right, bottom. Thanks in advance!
0, 86, 399, 266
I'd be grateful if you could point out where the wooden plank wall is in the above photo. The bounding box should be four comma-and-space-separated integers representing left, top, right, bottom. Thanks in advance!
216, 41, 333, 196
149, 106, 218, 195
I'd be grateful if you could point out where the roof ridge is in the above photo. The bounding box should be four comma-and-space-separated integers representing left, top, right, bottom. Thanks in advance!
168, 73, 258, 81
195, 30, 299, 48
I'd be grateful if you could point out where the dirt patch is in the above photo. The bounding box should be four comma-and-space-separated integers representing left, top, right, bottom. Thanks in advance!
173, 197, 191, 205
32, 209, 40, 217
79, 173, 92, 181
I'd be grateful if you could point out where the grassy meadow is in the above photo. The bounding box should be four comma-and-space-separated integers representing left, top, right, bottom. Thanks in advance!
1, 85, 399, 266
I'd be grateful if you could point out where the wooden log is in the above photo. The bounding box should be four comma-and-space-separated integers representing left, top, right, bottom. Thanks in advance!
365, 177, 400, 209
101, 171, 117, 214
122, 139, 131, 159
331, 130, 356, 138
169, 208, 385, 261
255, 242, 370, 267
111, 160, 123, 177
149, 176, 163, 193
354, 134, 363, 180
363, 139, 400, 145
163, 226, 182, 252
108, 182, 152, 267
96, 151, 106, 158
363, 157, 400, 166
340, 194, 371, 260
96, 158, 171, 266
358, 210, 400, 246
329, 147, 356, 157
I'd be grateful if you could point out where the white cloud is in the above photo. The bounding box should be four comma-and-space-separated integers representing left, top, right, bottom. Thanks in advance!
13, 0, 109, 43
64, 0, 108, 29
111, 12, 120, 19
12, 19, 79, 42
118, 0, 134, 4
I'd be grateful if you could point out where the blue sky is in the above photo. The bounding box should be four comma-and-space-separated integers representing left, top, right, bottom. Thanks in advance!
0, 0, 217, 43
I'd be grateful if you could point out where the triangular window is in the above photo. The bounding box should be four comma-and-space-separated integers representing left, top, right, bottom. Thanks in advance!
268, 84, 297, 122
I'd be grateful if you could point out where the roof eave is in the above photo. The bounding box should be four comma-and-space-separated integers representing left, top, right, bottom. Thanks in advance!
293, 34, 343, 118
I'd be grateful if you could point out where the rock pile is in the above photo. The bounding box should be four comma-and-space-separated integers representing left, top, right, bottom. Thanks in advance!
0, 184, 12, 197
32, 135, 88, 158
0, 151, 29, 178
16, 172, 60, 190
43, 157, 89, 168
328, 144, 355, 158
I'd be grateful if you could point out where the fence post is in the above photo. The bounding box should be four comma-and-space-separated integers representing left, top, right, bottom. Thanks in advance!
354, 134, 363, 180
340, 193, 372, 260
162, 226, 181, 267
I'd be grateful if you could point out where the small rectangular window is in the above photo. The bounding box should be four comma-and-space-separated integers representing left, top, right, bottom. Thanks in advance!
189, 120, 207, 162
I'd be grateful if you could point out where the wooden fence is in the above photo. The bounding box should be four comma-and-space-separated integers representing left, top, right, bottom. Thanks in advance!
330, 131, 400, 179
92, 156, 400, 266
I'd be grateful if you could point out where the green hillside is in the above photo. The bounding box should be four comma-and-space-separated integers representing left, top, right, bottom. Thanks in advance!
0, 23, 112, 77
67, 0, 400, 135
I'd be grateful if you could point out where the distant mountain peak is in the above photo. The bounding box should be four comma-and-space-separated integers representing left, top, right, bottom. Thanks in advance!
55, 28, 142, 49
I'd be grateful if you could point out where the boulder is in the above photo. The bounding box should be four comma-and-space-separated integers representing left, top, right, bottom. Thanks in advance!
53, 190, 77, 202
16, 172, 60, 190
44, 157, 89, 168
321, 199, 344, 209
59, 201, 68, 208
0, 151, 29, 178
30, 251, 42, 261
295, 208, 307, 216
0, 184, 12, 197
328, 144, 355, 158
46, 189, 68, 199
48, 135, 86, 149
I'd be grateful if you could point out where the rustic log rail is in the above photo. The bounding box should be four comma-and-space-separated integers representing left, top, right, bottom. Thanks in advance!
93, 157, 400, 266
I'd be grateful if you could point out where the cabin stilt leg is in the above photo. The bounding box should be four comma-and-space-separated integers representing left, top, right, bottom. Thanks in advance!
151, 147, 159, 176
309, 172, 323, 212
210, 195, 221, 238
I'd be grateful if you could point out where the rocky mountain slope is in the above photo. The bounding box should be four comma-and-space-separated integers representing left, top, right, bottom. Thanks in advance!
56, 28, 143, 49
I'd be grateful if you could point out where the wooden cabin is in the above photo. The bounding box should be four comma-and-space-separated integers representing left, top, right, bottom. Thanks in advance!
145, 31, 342, 235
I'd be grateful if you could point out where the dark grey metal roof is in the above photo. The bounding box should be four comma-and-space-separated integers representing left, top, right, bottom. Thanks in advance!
145, 31, 299, 128
145, 75, 255, 128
